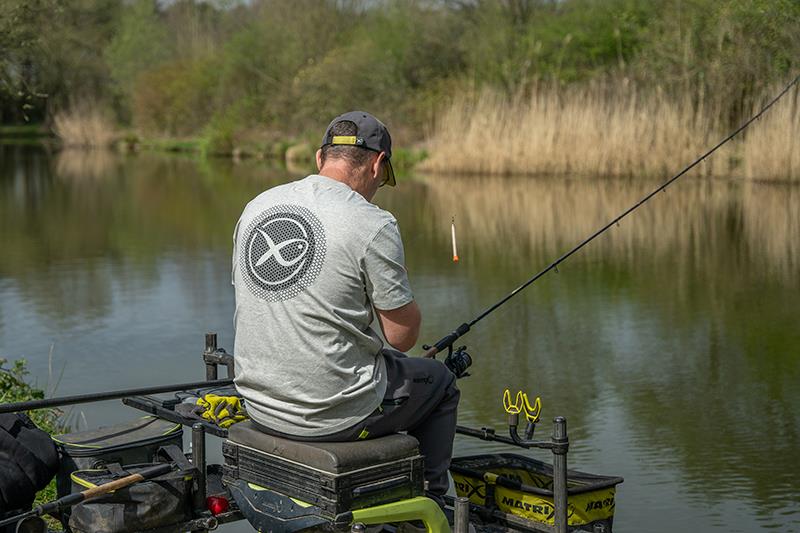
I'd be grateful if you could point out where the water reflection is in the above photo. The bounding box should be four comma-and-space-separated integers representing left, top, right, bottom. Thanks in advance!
55, 148, 119, 182
413, 175, 799, 283
382, 175, 799, 532
0, 145, 798, 532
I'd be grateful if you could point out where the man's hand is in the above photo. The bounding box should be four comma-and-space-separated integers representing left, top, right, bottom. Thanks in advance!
375, 301, 421, 352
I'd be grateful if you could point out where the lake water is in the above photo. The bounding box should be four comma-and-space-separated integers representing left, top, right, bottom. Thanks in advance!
1, 144, 798, 532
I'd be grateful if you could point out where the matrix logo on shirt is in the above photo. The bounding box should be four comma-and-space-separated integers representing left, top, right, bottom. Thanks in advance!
241, 205, 326, 301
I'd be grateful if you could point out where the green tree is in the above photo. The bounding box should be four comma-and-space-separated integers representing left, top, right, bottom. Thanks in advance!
0, 0, 120, 122
0, 0, 60, 122
632, 0, 800, 117
105, 0, 171, 106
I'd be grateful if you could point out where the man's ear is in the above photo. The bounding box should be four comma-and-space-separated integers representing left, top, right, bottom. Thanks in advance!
315, 149, 324, 172
372, 151, 386, 179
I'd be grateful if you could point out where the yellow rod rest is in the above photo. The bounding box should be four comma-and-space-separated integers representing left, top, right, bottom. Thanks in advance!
521, 393, 542, 423
503, 389, 522, 414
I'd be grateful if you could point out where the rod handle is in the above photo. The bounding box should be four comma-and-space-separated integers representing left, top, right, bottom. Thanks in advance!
3, 462, 176, 528
423, 323, 471, 358
423, 346, 439, 358
81, 463, 173, 500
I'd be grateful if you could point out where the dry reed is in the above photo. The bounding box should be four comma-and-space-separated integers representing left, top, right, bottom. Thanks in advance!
741, 86, 800, 181
421, 82, 799, 181
52, 104, 118, 148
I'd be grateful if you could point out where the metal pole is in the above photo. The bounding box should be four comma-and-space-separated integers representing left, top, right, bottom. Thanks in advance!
454, 496, 470, 533
192, 422, 208, 530
205, 333, 218, 381
0, 379, 233, 414
552, 417, 569, 533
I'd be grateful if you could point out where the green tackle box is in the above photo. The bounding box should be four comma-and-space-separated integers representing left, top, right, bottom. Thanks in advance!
450, 453, 624, 532
53, 416, 183, 498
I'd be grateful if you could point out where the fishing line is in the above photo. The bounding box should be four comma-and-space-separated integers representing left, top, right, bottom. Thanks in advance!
424, 73, 800, 358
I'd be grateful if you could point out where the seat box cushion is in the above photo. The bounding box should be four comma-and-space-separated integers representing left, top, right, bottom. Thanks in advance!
227, 421, 420, 474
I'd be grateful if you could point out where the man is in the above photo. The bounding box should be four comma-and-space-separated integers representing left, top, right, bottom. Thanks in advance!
232, 111, 460, 503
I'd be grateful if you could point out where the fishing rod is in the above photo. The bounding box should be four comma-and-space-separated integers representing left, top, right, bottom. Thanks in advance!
424, 73, 800, 363
0, 378, 234, 414
0, 463, 173, 528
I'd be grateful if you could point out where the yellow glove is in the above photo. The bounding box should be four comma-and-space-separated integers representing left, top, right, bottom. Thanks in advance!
196, 394, 247, 428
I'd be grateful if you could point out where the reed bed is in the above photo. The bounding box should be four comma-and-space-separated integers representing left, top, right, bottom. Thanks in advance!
52, 105, 118, 148
741, 87, 800, 181
422, 83, 798, 181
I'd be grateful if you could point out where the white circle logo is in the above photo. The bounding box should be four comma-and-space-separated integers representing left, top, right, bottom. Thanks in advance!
241, 206, 326, 301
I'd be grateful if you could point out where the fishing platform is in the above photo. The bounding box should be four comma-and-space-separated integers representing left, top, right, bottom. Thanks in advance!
0, 332, 623, 533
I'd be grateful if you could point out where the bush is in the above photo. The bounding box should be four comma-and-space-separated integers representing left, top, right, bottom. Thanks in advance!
132, 57, 220, 136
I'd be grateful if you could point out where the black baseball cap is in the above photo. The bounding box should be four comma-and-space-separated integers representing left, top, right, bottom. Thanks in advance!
321, 111, 396, 187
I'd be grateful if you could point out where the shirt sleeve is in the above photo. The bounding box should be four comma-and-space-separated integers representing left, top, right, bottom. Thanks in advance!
363, 221, 414, 311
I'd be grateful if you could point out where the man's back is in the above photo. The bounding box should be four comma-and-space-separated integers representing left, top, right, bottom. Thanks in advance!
232, 174, 413, 436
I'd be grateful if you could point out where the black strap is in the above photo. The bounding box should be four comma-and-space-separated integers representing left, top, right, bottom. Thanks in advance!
156, 445, 195, 474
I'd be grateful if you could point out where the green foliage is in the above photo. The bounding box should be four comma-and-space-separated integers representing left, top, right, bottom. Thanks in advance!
632, 0, 800, 115
0, 358, 64, 433
132, 56, 221, 135
200, 112, 239, 156
0, 0, 120, 122
105, 1, 171, 98
0, 0, 59, 122
0, 124, 50, 138
1, 0, 798, 147
390, 147, 429, 175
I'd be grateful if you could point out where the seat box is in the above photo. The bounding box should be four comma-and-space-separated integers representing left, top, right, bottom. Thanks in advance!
222, 422, 424, 516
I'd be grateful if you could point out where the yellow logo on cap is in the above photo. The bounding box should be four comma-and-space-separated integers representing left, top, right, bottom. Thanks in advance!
331, 135, 358, 145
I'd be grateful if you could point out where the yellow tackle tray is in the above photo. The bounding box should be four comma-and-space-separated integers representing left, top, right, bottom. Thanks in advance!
450, 453, 623, 530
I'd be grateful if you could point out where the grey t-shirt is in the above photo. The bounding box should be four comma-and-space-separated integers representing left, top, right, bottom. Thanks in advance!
232, 174, 414, 436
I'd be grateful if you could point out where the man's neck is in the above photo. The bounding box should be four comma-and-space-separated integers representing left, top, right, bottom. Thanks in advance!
318, 165, 373, 201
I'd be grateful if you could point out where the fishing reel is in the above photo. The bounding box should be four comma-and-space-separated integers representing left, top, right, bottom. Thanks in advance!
443, 345, 472, 378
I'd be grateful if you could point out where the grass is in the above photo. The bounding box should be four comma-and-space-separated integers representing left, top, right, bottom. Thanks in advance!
0, 124, 51, 138
139, 137, 204, 153
421, 82, 799, 182
126, 131, 429, 178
